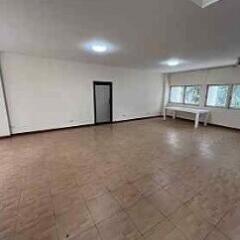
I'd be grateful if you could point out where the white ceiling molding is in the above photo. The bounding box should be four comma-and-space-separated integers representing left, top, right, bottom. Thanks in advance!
190, 0, 221, 8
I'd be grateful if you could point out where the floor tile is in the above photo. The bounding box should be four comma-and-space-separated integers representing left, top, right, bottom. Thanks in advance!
188, 185, 233, 225
75, 171, 101, 187
164, 181, 197, 204
50, 177, 78, 196
146, 188, 183, 216
16, 198, 54, 232
161, 228, 187, 240
15, 224, 58, 240
0, 190, 20, 213
217, 203, 240, 240
169, 205, 213, 240
144, 220, 183, 240
15, 209, 57, 239
205, 230, 230, 240
132, 175, 162, 197
56, 205, 94, 239
19, 187, 50, 208
126, 198, 165, 234
112, 183, 142, 209
80, 181, 107, 200
103, 172, 129, 191
68, 226, 101, 240
52, 187, 85, 215
86, 192, 122, 223
1, 119, 240, 240
152, 170, 179, 188
0, 215, 17, 240
97, 211, 141, 240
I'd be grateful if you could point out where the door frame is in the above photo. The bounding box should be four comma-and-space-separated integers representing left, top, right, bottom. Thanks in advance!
93, 81, 113, 125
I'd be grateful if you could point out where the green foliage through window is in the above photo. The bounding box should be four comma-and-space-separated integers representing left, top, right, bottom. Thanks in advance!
184, 86, 201, 105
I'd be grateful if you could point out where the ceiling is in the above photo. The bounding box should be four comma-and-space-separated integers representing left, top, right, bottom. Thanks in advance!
0, 0, 240, 72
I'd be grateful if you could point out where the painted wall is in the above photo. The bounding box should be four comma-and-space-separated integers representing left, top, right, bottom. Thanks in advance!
166, 66, 240, 129
0, 53, 163, 134
0, 70, 10, 136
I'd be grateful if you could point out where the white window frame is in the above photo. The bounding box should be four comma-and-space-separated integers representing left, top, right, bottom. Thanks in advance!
169, 83, 240, 110
229, 84, 240, 110
205, 84, 232, 108
183, 85, 201, 106
169, 85, 201, 106
169, 85, 185, 104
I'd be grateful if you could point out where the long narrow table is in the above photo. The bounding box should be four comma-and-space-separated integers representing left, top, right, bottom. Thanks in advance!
163, 106, 210, 128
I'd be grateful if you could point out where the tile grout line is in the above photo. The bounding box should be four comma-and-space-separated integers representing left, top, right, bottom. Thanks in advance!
12, 187, 23, 240
47, 173, 60, 240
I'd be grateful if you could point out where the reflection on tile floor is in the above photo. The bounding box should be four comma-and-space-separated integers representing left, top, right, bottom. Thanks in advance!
0, 118, 240, 239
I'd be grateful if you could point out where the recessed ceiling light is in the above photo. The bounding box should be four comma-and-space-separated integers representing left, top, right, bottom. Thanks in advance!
91, 44, 107, 53
167, 59, 180, 66
82, 40, 118, 55
161, 59, 182, 67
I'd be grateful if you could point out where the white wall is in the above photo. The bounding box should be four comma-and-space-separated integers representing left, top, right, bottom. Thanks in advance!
0, 53, 163, 134
166, 66, 240, 129
0, 71, 10, 136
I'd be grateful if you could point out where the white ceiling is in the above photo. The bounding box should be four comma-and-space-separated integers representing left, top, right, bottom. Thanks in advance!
0, 0, 240, 72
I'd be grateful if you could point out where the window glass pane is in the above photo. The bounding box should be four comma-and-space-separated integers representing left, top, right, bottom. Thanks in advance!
184, 86, 201, 105
170, 86, 184, 103
230, 85, 240, 109
206, 85, 229, 107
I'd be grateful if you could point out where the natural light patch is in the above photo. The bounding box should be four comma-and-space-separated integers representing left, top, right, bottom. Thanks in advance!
190, 0, 222, 8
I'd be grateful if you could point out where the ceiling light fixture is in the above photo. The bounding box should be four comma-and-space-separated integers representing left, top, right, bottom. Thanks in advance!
190, 0, 221, 8
82, 39, 118, 55
167, 59, 180, 66
91, 44, 107, 53
162, 59, 182, 67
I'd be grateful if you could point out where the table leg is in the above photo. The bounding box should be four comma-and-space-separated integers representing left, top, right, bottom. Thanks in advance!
195, 113, 200, 128
204, 113, 209, 126
163, 108, 166, 120
172, 111, 176, 119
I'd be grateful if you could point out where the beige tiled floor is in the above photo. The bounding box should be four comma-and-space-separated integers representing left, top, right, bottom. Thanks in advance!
0, 118, 240, 240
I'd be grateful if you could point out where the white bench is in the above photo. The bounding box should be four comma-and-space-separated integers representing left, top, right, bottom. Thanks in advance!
163, 106, 210, 128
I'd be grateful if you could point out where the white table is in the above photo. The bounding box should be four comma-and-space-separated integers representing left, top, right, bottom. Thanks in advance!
163, 106, 210, 128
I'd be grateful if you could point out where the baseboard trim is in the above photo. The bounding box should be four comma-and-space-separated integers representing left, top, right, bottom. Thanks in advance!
113, 115, 161, 124
2, 114, 238, 139
1, 115, 162, 138
163, 115, 240, 131
0, 135, 11, 139
7, 123, 95, 137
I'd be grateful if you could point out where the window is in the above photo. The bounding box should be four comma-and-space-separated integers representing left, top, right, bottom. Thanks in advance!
184, 86, 201, 105
169, 85, 200, 105
169, 83, 240, 109
206, 85, 230, 107
169, 86, 184, 103
230, 84, 240, 109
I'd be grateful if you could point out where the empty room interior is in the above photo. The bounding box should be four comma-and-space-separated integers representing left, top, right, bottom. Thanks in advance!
1, 0, 240, 240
